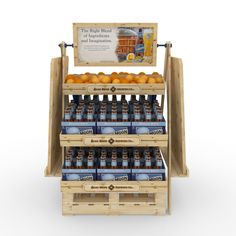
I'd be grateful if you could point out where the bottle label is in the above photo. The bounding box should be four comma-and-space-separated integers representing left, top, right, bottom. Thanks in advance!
87, 160, 93, 167
156, 160, 162, 167
100, 113, 106, 120
145, 114, 152, 120
145, 160, 151, 167
76, 160, 83, 167
122, 113, 128, 120
111, 160, 117, 167
76, 113, 82, 120
134, 160, 140, 167
122, 160, 128, 167
157, 113, 163, 120
100, 160, 106, 167
64, 113, 71, 120
65, 160, 71, 167
111, 114, 117, 120
134, 113, 141, 120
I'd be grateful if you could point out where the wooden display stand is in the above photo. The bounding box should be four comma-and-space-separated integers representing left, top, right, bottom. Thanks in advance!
45, 23, 188, 215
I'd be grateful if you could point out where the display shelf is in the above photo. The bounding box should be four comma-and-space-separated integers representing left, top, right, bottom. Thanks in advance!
61, 181, 167, 215
63, 83, 165, 95
60, 134, 168, 147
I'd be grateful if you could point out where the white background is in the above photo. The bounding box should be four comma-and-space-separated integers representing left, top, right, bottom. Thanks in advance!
0, 0, 236, 235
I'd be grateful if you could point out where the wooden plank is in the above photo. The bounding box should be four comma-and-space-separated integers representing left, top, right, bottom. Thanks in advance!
171, 57, 188, 176
60, 134, 168, 147
46, 57, 63, 176
73, 23, 157, 66
63, 83, 165, 95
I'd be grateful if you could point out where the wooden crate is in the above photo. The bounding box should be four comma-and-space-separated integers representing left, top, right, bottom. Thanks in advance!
61, 181, 167, 215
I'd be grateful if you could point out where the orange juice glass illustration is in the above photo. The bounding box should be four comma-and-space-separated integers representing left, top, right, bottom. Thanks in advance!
143, 29, 153, 57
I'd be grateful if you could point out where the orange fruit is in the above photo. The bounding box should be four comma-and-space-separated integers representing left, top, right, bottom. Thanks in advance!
156, 77, 163, 83
98, 72, 105, 76
65, 74, 75, 82
152, 72, 159, 77
101, 76, 111, 83
80, 74, 89, 82
120, 78, 129, 84
91, 76, 100, 84
139, 72, 145, 75
66, 78, 75, 83
140, 75, 148, 83
137, 77, 146, 84
130, 80, 136, 83
126, 74, 133, 82
112, 78, 120, 84
147, 77, 156, 84
111, 75, 118, 81
75, 77, 83, 83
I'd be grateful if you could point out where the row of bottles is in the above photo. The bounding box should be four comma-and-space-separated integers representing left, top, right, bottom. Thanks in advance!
64, 147, 164, 169
64, 95, 163, 122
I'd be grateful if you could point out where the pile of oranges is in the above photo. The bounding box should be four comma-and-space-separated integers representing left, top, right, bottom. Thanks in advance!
65, 72, 163, 84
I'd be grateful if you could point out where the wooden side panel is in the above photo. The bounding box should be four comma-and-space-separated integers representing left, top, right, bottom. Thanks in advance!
45, 57, 63, 176
170, 57, 188, 177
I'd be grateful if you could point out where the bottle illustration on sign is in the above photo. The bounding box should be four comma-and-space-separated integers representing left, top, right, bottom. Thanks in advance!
143, 29, 153, 60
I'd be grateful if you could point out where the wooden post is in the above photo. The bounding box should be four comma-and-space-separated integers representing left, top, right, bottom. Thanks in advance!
161, 42, 171, 111
166, 55, 172, 214
59, 42, 69, 167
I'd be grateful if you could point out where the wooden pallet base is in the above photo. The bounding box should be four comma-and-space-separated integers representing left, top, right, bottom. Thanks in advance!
61, 181, 167, 215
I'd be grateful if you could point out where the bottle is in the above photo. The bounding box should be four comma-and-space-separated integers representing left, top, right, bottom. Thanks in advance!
112, 95, 117, 102
103, 95, 108, 102
87, 154, 94, 169
75, 154, 83, 168
134, 154, 140, 169
121, 95, 126, 101
122, 154, 128, 169
145, 154, 152, 169
156, 154, 163, 169
64, 109, 71, 121
100, 155, 106, 169
157, 108, 163, 121
111, 153, 117, 169
111, 108, 117, 122
87, 109, 94, 121
65, 155, 72, 168
76, 109, 83, 121
145, 110, 152, 121
100, 110, 106, 121
134, 107, 141, 121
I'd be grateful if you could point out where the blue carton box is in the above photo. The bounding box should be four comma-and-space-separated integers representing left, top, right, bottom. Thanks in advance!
62, 168, 96, 181
97, 122, 131, 134
61, 121, 96, 134
131, 121, 166, 134
131, 168, 166, 181
97, 168, 131, 181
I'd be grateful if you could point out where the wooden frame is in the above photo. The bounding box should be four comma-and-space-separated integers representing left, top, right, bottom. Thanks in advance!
73, 23, 157, 66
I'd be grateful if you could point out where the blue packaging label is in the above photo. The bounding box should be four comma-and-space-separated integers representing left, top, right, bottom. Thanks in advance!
100, 127, 129, 135
132, 173, 163, 181
134, 127, 164, 134
63, 174, 95, 181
